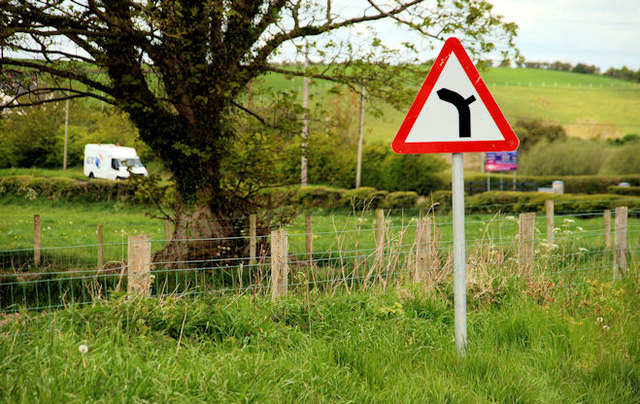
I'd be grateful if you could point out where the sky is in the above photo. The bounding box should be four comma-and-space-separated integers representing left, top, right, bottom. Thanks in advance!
490, 0, 640, 70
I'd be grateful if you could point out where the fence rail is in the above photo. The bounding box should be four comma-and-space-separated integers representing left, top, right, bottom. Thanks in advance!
1, 202, 638, 313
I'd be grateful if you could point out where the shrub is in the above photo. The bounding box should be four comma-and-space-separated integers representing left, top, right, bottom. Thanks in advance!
0, 175, 138, 202
600, 141, 640, 175
341, 187, 388, 210
607, 185, 640, 196
384, 191, 419, 210
295, 186, 345, 210
360, 142, 446, 195
519, 139, 607, 176
418, 190, 640, 215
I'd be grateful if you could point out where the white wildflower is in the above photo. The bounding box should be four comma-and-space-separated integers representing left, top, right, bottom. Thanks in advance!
597, 317, 603, 323
602, 325, 610, 331
78, 344, 89, 354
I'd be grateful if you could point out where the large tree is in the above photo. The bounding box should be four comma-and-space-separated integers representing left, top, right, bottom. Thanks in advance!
0, 0, 517, 257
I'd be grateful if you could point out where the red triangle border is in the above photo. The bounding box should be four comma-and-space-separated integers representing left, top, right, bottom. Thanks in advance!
392, 37, 519, 154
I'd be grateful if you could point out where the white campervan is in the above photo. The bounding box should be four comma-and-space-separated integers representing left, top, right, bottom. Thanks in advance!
84, 144, 148, 180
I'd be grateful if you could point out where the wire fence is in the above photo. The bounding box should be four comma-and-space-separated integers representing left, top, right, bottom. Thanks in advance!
1, 204, 638, 314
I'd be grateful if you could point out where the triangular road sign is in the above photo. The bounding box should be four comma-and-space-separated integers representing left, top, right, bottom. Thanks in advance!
392, 37, 519, 154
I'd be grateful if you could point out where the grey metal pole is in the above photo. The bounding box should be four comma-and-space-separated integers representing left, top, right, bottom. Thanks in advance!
355, 80, 365, 188
63, 98, 69, 170
301, 44, 309, 187
451, 153, 467, 356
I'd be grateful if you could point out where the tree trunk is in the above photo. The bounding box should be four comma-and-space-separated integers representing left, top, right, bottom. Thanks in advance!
154, 202, 249, 266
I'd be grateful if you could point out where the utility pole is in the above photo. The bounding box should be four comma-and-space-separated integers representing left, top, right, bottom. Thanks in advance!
301, 44, 309, 187
355, 80, 365, 188
63, 98, 69, 170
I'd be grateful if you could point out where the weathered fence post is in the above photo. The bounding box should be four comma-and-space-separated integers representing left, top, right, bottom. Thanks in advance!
518, 213, 536, 276
414, 217, 432, 284
97, 224, 104, 268
270, 229, 289, 299
249, 214, 257, 266
545, 200, 554, 247
374, 208, 386, 278
613, 206, 628, 279
305, 215, 313, 263
127, 235, 152, 297
33, 214, 41, 267
603, 209, 611, 249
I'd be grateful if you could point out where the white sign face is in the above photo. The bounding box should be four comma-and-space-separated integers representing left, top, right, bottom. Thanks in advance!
404, 53, 504, 143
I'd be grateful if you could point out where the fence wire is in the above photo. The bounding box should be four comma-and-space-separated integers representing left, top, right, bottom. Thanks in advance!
1, 208, 638, 314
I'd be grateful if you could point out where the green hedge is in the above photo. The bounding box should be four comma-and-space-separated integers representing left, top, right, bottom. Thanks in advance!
341, 187, 388, 210
0, 175, 137, 202
384, 191, 419, 210
607, 185, 640, 196
462, 173, 640, 194
295, 186, 345, 210
424, 190, 640, 214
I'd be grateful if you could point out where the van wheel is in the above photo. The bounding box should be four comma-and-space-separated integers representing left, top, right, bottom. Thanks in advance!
88, 172, 94, 179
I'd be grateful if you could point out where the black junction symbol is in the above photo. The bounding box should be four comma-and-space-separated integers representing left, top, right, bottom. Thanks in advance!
436, 88, 476, 138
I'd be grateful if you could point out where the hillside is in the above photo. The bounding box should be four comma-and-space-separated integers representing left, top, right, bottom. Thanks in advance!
258, 67, 640, 143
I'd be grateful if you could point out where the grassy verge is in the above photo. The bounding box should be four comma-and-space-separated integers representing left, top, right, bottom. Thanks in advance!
1, 278, 638, 402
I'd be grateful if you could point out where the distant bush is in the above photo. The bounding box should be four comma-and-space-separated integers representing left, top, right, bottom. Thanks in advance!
341, 187, 388, 210
600, 141, 640, 175
607, 185, 640, 196
360, 142, 446, 195
430, 191, 640, 214
513, 120, 566, 153
420, 190, 452, 213
0, 175, 138, 202
384, 191, 419, 210
295, 186, 344, 210
519, 139, 606, 176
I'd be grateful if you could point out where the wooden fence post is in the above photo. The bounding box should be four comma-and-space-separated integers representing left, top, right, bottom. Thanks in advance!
97, 224, 104, 268
545, 200, 554, 247
374, 208, 386, 278
613, 206, 628, 279
414, 218, 432, 284
603, 209, 611, 249
518, 213, 536, 277
33, 214, 41, 267
270, 229, 289, 299
127, 235, 152, 297
249, 214, 257, 266
305, 215, 313, 263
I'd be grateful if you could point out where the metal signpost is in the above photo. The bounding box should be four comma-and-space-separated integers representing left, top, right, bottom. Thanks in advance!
392, 37, 519, 356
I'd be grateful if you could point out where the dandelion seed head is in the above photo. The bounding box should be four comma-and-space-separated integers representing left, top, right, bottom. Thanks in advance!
78, 344, 89, 354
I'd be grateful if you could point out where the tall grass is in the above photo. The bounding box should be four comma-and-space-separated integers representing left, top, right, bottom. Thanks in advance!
1, 277, 638, 402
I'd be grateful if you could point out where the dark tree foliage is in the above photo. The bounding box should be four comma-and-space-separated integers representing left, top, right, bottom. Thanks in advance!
0, 0, 517, 257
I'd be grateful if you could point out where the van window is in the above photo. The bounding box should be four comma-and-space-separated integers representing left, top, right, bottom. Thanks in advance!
120, 158, 143, 168
111, 159, 119, 170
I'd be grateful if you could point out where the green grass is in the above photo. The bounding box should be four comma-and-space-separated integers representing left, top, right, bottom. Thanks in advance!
0, 196, 165, 252
1, 278, 639, 402
0, 167, 86, 180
